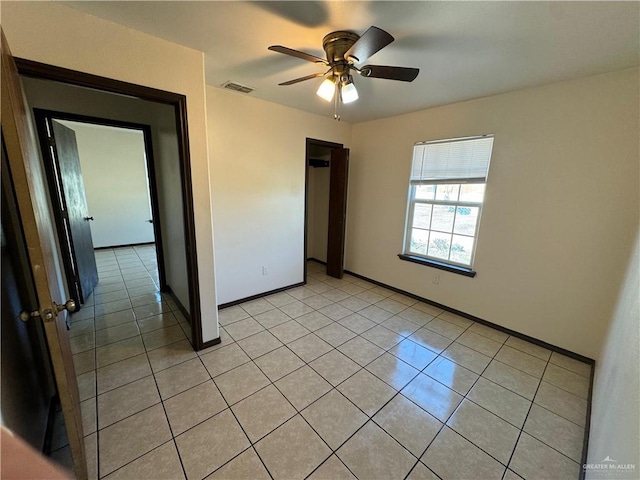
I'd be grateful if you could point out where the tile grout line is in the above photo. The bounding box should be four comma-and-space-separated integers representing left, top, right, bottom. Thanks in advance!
152, 352, 195, 478
93, 310, 100, 480
401, 320, 506, 479
500, 358, 594, 474
194, 344, 276, 480
106, 248, 172, 476
274, 324, 437, 477
445, 328, 565, 462
90, 246, 167, 479
138, 281, 190, 480
221, 312, 414, 479
501, 357, 552, 479
481, 356, 590, 425
294, 274, 498, 476
77, 257, 592, 479
416, 316, 560, 475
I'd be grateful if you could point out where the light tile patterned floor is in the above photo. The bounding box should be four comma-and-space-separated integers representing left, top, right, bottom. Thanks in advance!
56, 250, 592, 480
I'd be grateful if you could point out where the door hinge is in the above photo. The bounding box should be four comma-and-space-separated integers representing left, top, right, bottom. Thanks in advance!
48, 137, 56, 147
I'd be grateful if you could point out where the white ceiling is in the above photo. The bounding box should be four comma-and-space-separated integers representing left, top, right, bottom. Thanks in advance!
63, 1, 639, 123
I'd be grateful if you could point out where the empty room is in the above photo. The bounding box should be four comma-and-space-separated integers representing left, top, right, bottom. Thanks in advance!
1, 2, 638, 480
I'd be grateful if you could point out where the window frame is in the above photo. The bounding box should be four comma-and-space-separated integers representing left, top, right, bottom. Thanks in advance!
401, 135, 493, 274
403, 181, 485, 270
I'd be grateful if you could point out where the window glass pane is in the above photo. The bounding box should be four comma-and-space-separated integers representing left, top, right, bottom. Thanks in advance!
415, 185, 435, 200
428, 231, 451, 260
431, 205, 455, 232
412, 204, 432, 229
410, 229, 429, 255
435, 184, 460, 202
459, 184, 485, 203
453, 206, 479, 235
450, 235, 474, 265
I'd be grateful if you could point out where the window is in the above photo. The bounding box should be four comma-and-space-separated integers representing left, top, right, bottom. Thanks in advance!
401, 135, 494, 274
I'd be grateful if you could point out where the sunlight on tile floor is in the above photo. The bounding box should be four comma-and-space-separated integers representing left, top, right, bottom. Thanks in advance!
57, 248, 592, 480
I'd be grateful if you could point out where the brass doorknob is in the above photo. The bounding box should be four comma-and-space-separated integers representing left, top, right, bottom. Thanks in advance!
55, 299, 76, 314
20, 300, 76, 322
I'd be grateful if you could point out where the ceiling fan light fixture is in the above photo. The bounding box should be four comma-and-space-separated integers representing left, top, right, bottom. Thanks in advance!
316, 77, 336, 102
341, 76, 358, 104
271, 26, 418, 117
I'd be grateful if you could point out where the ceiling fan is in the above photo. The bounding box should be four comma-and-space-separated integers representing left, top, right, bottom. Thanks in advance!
268, 26, 419, 118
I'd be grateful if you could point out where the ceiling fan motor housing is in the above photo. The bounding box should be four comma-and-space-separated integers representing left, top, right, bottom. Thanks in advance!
322, 31, 360, 66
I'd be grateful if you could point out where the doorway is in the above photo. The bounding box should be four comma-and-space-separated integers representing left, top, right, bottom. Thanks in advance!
53, 121, 156, 250
16, 62, 206, 349
304, 138, 349, 280
33, 110, 168, 315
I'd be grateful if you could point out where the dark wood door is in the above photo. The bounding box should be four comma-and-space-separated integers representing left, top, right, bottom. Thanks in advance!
1, 141, 56, 451
49, 120, 99, 304
2, 30, 87, 479
326, 147, 349, 278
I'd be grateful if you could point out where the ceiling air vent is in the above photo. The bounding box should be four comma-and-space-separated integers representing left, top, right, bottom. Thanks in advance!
221, 81, 254, 94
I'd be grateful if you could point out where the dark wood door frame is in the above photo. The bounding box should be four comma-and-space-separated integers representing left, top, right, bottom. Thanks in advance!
33, 109, 167, 301
304, 138, 344, 282
16, 58, 205, 350
326, 148, 349, 279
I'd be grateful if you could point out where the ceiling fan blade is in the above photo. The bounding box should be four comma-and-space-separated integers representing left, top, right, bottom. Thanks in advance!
345, 26, 394, 63
268, 45, 328, 65
278, 72, 326, 86
360, 65, 419, 82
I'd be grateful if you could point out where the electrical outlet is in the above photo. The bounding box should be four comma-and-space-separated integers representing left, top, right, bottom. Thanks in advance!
433, 274, 440, 285
262, 266, 268, 275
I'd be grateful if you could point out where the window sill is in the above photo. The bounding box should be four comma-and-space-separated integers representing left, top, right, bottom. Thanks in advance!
397, 254, 477, 278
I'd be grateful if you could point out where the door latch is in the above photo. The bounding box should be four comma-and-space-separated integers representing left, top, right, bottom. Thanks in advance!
19, 308, 53, 322
19, 299, 76, 322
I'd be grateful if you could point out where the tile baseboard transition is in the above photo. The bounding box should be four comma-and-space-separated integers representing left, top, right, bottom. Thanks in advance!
163, 285, 191, 325
230, 259, 594, 363
218, 282, 306, 310
95, 242, 155, 250
342, 269, 595, 365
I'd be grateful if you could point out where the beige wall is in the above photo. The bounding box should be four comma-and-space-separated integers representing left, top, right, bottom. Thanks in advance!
3, 2, 217, 341
207, 87, 351, 304
347, 68, 639, 359
587, 230, 640, 476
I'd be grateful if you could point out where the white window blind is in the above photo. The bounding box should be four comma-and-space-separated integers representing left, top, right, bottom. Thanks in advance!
411, 135, 494, 183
